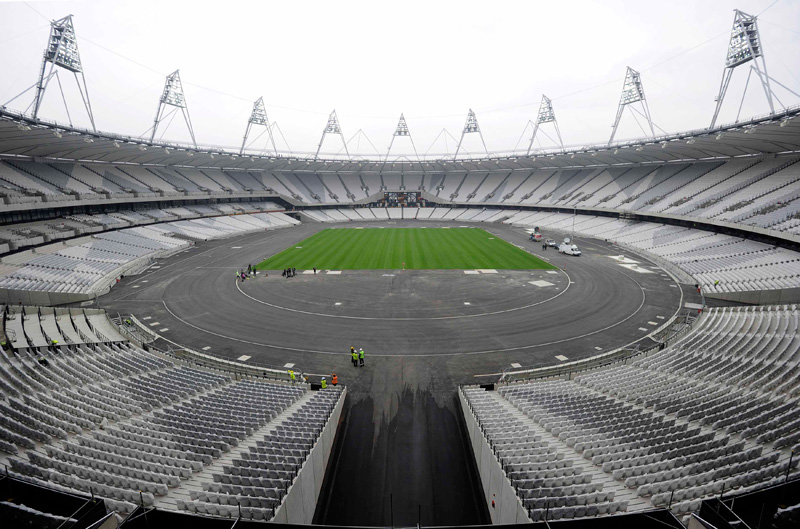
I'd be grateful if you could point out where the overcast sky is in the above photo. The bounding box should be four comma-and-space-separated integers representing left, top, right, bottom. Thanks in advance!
1, 0, 799, 158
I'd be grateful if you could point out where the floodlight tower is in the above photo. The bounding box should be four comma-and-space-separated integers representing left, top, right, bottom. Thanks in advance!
709, 10, 787, 128
150, 70, 197, 147
608, 67, 655, 145
314, 110, 349, 161
240, 97, 277, 155
526, 95, 564, 155
385, 114, 420, 161
454, 109, 488, 159
32, 15, 96, 131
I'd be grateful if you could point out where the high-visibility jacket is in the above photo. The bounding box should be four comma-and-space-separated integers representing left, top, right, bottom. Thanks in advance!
352, 352, 358, 361
288, 370, 295, 380
321, 379, 327, 389
359, 350, 364, 359
332, 374, 338, 385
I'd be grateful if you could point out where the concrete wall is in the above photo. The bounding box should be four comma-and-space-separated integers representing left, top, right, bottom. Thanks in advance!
0, 288, 96, 306
274, 387, 347, 524
458, 388, 529, 525
706, 286, 800, 305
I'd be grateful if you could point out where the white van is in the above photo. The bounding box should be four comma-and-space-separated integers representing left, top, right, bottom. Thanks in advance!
559, 243, 582, 256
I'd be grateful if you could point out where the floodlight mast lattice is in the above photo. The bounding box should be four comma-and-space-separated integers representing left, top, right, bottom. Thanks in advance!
31, 15, 96, 131
314, 110, 349, 161
608, 67, 655, 145
526, 95, 564, 155
240, 97, 277, 155
149, 70, 197, 148
454, 109, 488, 160
709, 10, 799, 128
385, 114, 420, 161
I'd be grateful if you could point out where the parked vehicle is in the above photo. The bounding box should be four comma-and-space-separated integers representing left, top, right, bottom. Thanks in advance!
559, 243, 582, 256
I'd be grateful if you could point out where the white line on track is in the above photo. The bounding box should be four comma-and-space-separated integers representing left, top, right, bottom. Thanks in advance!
129, 223, 681, 360
162, 264, 650, 358
233, 272, 572, 321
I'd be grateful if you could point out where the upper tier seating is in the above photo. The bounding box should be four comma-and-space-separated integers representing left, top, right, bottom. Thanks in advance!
1, 158, 799, 237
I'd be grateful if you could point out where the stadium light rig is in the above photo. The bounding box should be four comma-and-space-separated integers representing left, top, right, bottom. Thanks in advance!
314, 110, 349, 161
609, 67, 656, 145
525, 95, 564, 155
454, 109, 489, 160
709, 10, 800, 128
240, 97, 277, 156
27, 15, 97, 132
150, 70, 197, 148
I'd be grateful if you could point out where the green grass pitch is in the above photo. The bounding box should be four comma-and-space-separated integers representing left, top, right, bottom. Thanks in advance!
255, 228, 556, 270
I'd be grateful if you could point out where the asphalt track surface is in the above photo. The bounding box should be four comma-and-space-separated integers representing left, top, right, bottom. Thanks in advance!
97, 219, 697, 526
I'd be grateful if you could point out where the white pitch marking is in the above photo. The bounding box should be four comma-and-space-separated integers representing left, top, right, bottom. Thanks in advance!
302, 270, 314, 274
670, 285, 678, 288
335, 302, 342, 306
231, 246, 242, 249
132, 285, 140, 288
510, 362, 522, 368
382, 274, 395, 277
478, 269, 498, 274
594, 346, 602, 350
327, 270, 342, 275
296, 246, 302, 249
555, 355, 569, 361
648, 321, 658, 325
656, 315, 665, 319
283, 363, 295, 368
529, 280, 554, 287
142, 317, 152, 320
488, 237, 495, 240
464, 302, 471, 305
149, 322, 160, 327
141, 280, 149, 283
160, 328, 169, 332
639, 327, 648, 331
202, 346, 211, 351
151, 266, 161, 269
237, 355, 252, 362
464, 270, 480, 275
546, 271, 558, 274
